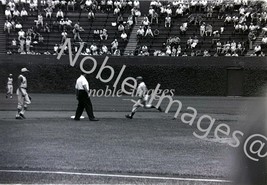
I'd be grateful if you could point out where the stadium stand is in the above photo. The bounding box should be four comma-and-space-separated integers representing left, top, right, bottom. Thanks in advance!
0, 0, 266, 56
2, 0, 136, 55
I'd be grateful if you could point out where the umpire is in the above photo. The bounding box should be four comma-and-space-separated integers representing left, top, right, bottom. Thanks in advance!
74, 72, 99, 121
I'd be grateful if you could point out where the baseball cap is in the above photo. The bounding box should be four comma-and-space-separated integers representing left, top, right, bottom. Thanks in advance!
136, 76, 143, 81
21, 68, 29, 72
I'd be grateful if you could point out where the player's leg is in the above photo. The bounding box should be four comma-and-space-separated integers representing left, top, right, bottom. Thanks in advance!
144, 95, 163, 112
16, 89, 24, 119
74, 98, 85, 120
10, 85, 13, 98
126, 99, 143, 119
84, 97, 97, 120
23, 92, 31, 111
6, 85, 10, 98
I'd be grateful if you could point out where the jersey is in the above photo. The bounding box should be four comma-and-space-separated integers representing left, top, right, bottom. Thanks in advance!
7, 77, 13, 85
18, 74, 27, 88
136, 82, 148, 99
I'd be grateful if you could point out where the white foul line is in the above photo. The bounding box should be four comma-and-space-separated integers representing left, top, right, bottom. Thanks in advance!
0, 170, 231, 183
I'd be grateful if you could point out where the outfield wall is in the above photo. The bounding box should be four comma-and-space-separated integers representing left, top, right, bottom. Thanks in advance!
0, 55, 267, 96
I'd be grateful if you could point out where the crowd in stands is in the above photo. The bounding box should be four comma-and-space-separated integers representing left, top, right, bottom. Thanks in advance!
2, 0, 140, 55
1, 0, 267, 56
134, 0, 267, 57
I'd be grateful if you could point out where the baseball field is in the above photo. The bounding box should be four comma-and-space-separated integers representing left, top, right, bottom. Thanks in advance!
0, 93, 256, 184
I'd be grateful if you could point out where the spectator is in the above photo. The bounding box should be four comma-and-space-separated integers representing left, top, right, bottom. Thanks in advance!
151, 11, 159, 24
111, 39, 118, 53
121, 31, 127, 41
4, 20, 12, 34
18, 29, 25, 40
118, 24, 125, 32
53, 44, 59, 55
106, 0, 113, 12
29, 0, 38, 12
5, 6, 12, 20
44, 5, 53, 18
165, 45, 171, 56
117, 15, 123, 25
100, 28, 108, 40
20, 7, 28, 21
171, 47, 177, 56
254, 44, 261, 56
67, 0, 75, 11
64, 18, 73, 31
113, 48, 121, 56
10, 38, 17, 53
222, 41, 231, 54
73, 22, 83, 42
90, 43, 98, 55
180, 22, 188, 35
56, 9, 64, 20
18, 37, 25, 54
15, 22, 22, 31
206, 4, 214, 18
231, 40, 237, 54
142, 16, 150, 28
205, 24, 213, 36
216, 40, 222, 54
100, 45, 108, 55
224, 14, 232, 25
25, 36, 32, 54
165, 15, 171, 28
133, 0, 140, 9
88, 10, 95, 20
127, 15, 134, 27
61, 29, 67, 43
35, 13, 44, 29
200, 22, 205, 37
186, 37, 193, 49
8, 0, 15, 13
203, 50, 210, 57
12, 8, 20, 21
166, 6, 172, 16
176, 5, 184, 17
145, 26, 153, 37
136, 26, 145, 39
191, 36, 199, 49
177, 45, 181, 56
262, 36, 267, 44
114, 6, 120, 14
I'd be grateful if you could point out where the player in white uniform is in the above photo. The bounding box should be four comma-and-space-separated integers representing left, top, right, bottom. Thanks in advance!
16, 68, 31, 119
6, 74, 13, 99
125, 76, 162, 119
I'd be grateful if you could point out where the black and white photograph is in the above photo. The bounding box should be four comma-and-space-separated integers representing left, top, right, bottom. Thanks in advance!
0, 0, 267, 184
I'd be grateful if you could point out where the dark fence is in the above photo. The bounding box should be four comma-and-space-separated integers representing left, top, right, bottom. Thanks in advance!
1, 55, 267, 96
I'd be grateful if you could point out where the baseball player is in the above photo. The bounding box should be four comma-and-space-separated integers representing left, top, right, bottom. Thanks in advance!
16, 68, 31, 119
125, 76, 162, 119
6, 74, 13, 99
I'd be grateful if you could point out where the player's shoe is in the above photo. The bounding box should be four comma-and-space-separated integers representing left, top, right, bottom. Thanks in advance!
19, 113, 26, 119
15, 115, 23, 119
125, 114, 133, 119
10, 96, 12, 99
